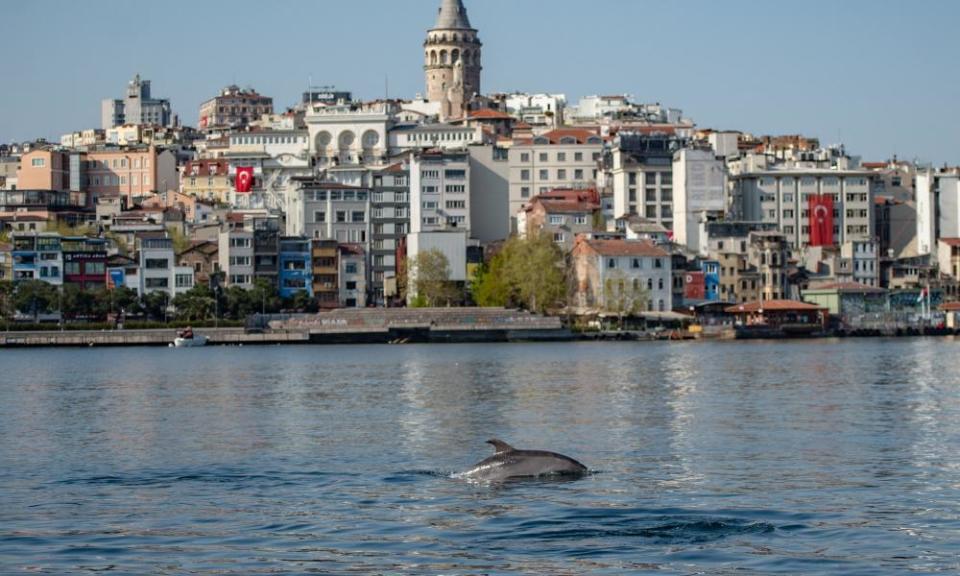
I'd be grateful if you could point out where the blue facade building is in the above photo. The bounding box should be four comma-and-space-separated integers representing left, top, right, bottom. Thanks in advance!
701, 260, 721, 302
12, 234, 63, 285
279, 237, 313, 299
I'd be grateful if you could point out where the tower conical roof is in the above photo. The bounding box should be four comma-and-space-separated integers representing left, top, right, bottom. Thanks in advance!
434, 0, 472, 30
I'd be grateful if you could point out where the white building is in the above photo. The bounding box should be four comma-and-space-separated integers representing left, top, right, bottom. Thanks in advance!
842, 240, 880, 287
916, 171, 960, 257
218, 229, 254, 289
137, 237, 194, 297
224, 129, 312, 210
410, 149, 471, 234
672, 148, 727, 255
285, 180, 371, 245
732, 165, 877, 248
504, 93, 566, 127
609, 132, 687, 228
406, 230, 471, 303
388, 123, 482, 152
571, 235, 673, 313
305, 102, 393, 186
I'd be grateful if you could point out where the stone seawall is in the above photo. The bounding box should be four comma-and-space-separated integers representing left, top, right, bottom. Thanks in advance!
0, 308, 574, 348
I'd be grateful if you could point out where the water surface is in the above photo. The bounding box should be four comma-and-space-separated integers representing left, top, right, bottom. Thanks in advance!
1, 340, 959, 574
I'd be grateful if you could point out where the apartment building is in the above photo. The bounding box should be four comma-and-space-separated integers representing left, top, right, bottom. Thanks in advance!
608, 131, 688, 229
508, 129, 603, 230
731, 158, 878, 248
199, 85, 274, 132
410, 149, 471, 234
370, 165, 411, 304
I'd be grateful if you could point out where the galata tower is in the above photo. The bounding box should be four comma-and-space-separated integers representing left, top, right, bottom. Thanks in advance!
424, 0, 482, 120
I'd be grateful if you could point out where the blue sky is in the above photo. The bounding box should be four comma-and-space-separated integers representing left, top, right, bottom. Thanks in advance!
3, 0, 958, 164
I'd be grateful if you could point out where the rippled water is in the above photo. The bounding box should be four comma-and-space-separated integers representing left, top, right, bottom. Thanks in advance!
1, 340, 959, 574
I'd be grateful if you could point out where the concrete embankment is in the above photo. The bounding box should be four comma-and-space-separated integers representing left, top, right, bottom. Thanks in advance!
0, 308, 574, 348
0, 328, 310, 348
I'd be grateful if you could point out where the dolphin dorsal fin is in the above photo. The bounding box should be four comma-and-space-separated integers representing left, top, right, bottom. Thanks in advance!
487, 439, 514, 454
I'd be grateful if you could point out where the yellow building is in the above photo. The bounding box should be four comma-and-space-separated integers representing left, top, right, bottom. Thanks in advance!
180, 159, 231, 204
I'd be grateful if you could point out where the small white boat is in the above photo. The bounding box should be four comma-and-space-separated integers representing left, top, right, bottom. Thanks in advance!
173, 328, 208, 348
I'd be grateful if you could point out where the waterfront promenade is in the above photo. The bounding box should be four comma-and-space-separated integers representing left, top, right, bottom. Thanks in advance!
0, 308, 569, 348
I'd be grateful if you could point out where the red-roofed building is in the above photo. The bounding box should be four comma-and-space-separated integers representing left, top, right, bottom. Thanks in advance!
519, 189, 601, 251
181, 159, 232, 204
508, 129, 604, 230
571, 235, 673, 314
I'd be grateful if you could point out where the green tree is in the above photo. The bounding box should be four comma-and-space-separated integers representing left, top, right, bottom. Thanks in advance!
250, 278, 282, 316
13, 280, 59, 321
0, 281, 14, 328
173, 284, 215, 321
61, 283, 96, 321
473, 235, 567, 314
141, 291, 171, 322
166, 226, 191, 255
285, 290, 317, 313
94, 286, 142, 319
407, 249, 460, 307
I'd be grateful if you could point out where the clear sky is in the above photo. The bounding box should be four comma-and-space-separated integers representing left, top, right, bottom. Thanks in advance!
2, 0, 958, 164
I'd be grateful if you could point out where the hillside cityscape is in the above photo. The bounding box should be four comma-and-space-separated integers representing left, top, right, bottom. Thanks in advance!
2, 0, 958, 341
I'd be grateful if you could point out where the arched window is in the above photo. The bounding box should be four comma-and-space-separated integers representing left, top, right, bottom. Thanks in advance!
430, 50, 438, 65
440, 50, 448, 65
452, 33, 459, 43
452, 49, 460, 64
658, 278, 664, 290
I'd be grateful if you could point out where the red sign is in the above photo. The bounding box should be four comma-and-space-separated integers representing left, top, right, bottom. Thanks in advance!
808, 195, 834, 247
235, 167, 254, 193
684, 272, 706, 301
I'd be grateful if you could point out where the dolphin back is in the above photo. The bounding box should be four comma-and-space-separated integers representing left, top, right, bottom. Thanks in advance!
461, 445, 588, 483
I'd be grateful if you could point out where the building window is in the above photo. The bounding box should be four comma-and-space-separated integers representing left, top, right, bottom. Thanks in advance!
539, 169, 549, 180
352, 211, 365, 223
549, 215, 564, 225
336, 211, 346, 223
575, 169, 584, 180
315, 211, 326, 223
632, 258, 641, 269
520, 153, 530, 162
521, 187, 530, 198
520, 169, 530, 181
539, 153, 548, 162
558, 169, 567, 180
607, 258, 616, 269
31, 158, 46, 167
145, 258, 169, 270
553, 233, 565, 243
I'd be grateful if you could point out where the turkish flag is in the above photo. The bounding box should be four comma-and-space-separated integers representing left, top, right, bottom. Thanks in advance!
808, 195, 834, 247
235, 167, 254, 193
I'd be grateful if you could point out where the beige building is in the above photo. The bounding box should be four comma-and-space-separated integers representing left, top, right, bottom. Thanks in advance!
518, 189, 600, 252
199, 85, 274, 132
509, 128, 603, 231
85, 147, 179, 202
424, 0, 482, 120
180, 159, 231, 204
16, 149, 70, 191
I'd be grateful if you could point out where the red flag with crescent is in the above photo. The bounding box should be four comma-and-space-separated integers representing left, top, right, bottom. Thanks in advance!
808, 195, 834, 247
235, 167, 254, 193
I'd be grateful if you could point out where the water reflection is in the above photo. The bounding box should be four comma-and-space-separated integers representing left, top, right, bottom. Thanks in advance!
1, 341, 959, 574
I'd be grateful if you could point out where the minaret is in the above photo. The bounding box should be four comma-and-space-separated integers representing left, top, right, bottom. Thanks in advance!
424, 0, 482, 120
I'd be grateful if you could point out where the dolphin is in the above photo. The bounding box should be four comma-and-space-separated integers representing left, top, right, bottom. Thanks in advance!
459, 439, 589, 483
